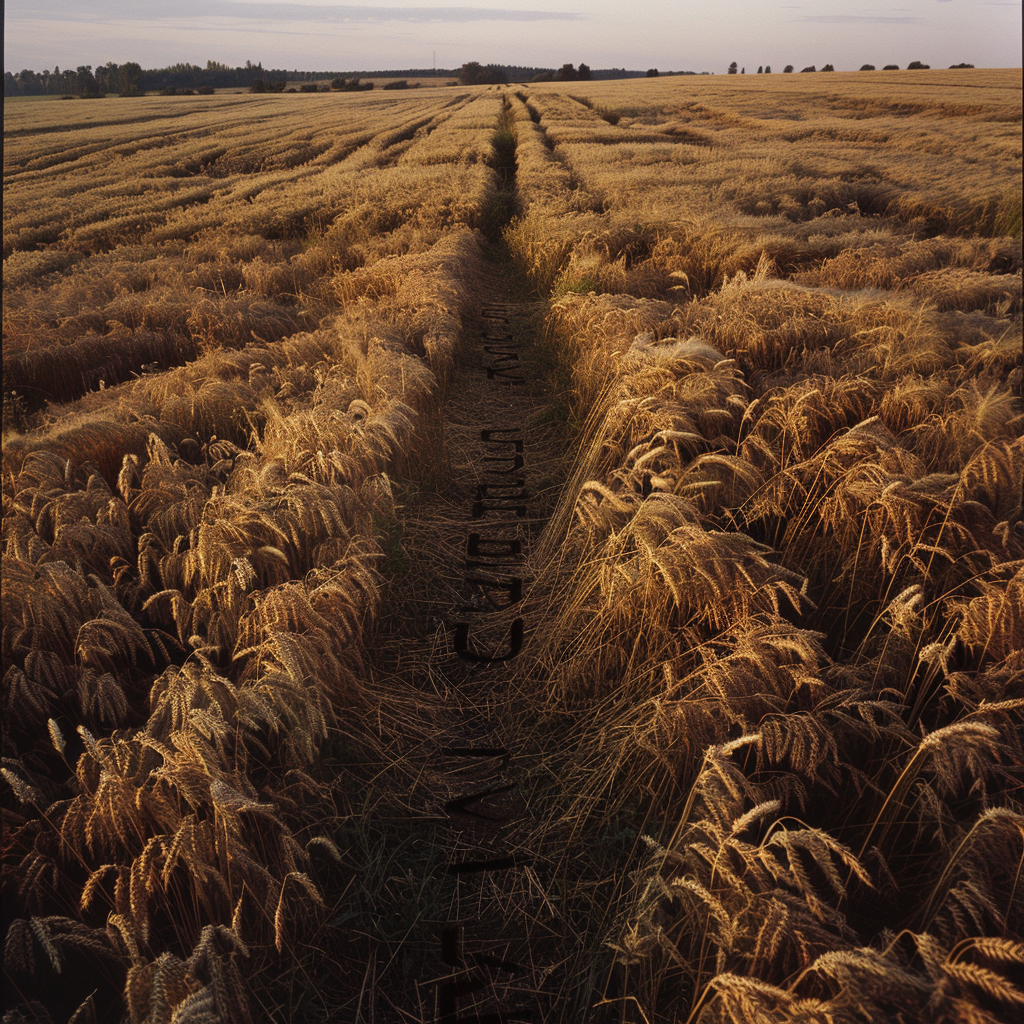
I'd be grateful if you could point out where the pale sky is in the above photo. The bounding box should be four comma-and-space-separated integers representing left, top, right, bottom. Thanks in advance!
4, 0, 1021, 74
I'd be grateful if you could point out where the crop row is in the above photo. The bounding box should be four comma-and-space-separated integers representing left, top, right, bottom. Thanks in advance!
501, 75, 1023, 1021
2, 92, 505, 1022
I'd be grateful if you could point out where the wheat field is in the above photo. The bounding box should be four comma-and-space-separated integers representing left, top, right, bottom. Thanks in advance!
3, 70, 1022, 1023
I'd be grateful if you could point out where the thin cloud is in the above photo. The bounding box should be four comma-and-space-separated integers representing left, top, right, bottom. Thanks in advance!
12, 1, 586, 24
797, 15, 925, 24
222, 3, 587, 23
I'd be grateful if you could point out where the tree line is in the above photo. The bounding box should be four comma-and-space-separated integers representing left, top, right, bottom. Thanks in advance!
4, 55, 976, 98
4, 63, 143, 97
458, 62, 595, 85
4, 60, 340, 97
727, 60, 971, 74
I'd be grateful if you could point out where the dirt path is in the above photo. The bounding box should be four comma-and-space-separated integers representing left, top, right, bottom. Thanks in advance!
315, 98, 586, 1023
361, 263, 569, 1023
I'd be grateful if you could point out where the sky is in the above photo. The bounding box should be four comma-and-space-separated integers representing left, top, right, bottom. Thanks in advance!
4, 0, 1021, 74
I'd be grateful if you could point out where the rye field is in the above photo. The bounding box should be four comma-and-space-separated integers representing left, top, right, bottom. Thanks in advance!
2, 69, 1022, 1024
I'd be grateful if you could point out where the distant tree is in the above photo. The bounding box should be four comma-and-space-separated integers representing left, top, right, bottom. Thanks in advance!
557, 63, 579, 81
459, 61, 507, 85
907, 60, 930, 70
14, 69, 37, 95
765, 65, 772, 73
783, 65, 794, 73
459, 61, 484, 85
76, 65, 101, 97
883, 64, 899, 70
821, 63, 835, 71
728, 62, 738, 74
646, 68, 659, 77
860, 64, 876, 71
299, 83, 320, 92
801, 65, 816, 73
95, 62, 119, 94
757, 66, 763, 74
578, 63, 592, 80
118, 61, 142, 95
382, 79, 409, 90
741, 67, 746, 74
55, 66, 76, 95
949, 63, 975, 69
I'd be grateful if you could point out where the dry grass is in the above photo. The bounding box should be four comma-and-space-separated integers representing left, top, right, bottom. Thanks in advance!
498, 69, 1022, 1023
3, 71, 1022, 1023
3, 89, 494, 1022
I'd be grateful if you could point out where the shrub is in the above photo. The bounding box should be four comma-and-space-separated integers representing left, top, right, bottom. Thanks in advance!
250, 79, 286, 93
801, 66, 816, 73
908, 60, 931, 70
330, 76, 373, 92
884, 64, 900, 70
783, 65, 794, 73
382, 80, 409, 90
860, 64, 876, 71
